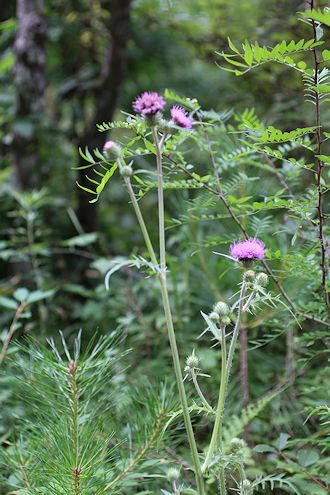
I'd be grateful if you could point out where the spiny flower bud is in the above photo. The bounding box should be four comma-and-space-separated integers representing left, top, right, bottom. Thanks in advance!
255, 272, 269, 287
245, 270, 255, 279
186, 351, 199, 369
220, 315, 231, 327
209, 311, 220, 321
229, 437, 246, 453
213, 301, 230, 317
166, 467, 180, 482
103, 140, 121, 159
120, 165, 133, 177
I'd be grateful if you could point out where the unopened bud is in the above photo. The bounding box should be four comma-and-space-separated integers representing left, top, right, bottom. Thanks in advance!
166, 467, 180, 482
209, 311, 220, 321
213, 301, 230, 317
229, 437, 246, 453
255, 272, 269, 287
103, 140, 122, 159
220, 316, 231, 327
120, 166, 133, 177
186, 351, 199, 369
245, 270, 255, 279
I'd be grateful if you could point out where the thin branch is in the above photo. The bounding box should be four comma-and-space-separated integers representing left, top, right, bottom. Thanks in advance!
279, 451, 330, 493
0, 301, 27, 366
309, 0, 330, 311
190, 369, 213, 413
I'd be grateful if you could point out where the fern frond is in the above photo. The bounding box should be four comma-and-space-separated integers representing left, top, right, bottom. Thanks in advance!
251, 473, 301, 494
223, 391, 281, 449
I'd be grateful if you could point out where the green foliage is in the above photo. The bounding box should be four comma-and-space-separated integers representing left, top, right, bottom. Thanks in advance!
218, 38, 323, 76
1, 334, 178, 495
1, 1, 330, 494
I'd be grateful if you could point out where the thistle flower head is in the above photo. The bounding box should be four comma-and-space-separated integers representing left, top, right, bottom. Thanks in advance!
103, 140, 116, 152
167, 467, 180, 482
209, 311, 220, 321
170, 105, 194, 129
186, 351, 199, 369
230, 238, 266, 262
255, 272, 269, 287
213, 301, 230, 317
103, 140, 121, 158
132, 91, 165, 116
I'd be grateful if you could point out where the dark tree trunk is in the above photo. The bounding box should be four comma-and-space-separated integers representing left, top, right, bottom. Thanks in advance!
77, 0, 132, 232
12, 0, 47, 189
0, 0, 15, 21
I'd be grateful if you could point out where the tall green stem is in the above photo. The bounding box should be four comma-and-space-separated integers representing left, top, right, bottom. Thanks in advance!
152, 128, 166, 272
158, 276, 205, 495
203, 280, 248, 476
123, 176, 158, 268
122, 164, 205, 494
225, 281, 248, 386
202, 325, 227, 480
153, 128, 205, 495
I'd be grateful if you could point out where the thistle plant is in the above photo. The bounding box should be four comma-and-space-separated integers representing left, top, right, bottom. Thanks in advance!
1, 3, 329, 495
75, 89, 301, 493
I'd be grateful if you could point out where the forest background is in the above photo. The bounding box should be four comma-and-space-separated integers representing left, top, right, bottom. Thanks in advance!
0, 1, 329, 494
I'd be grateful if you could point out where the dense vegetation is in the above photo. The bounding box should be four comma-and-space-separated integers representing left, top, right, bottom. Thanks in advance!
0, 1, 329, 494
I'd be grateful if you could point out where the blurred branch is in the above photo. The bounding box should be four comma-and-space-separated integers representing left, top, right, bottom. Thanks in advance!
0, 300, 27, 366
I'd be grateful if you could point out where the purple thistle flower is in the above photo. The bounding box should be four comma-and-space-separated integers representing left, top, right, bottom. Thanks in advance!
133, 91, 166, 116
170, 105, 194, 129
230, 238, 266, 262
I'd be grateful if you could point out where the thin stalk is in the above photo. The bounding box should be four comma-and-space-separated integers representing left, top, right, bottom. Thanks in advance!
122, 161, 205, 494
0, 301, 27, 366
225, 281, 248, 387
153, 127, 166, 272
310, 0, 329, 311
203, 280, 248, 473
191, 369, 213, 413
242, 290, 255, 312
153, 129, 205, 495
202, 325, 227, 479
123, 175, 159, 268
239, 319, 250, 444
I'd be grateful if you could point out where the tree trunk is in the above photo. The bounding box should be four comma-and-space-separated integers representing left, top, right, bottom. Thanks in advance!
12, 0, 47, 189
77, 0, 132, 232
